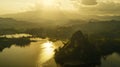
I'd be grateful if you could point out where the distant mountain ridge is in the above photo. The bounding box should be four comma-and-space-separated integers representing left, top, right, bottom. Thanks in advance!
1, 10, 120, 23
0, 17, 42, 29
0, 17, 120, 39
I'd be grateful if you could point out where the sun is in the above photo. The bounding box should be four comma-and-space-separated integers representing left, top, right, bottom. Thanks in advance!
37, 0, 79, 11
41, 0, 56, 7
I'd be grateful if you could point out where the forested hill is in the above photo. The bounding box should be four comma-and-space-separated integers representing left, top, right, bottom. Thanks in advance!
0, 17, 120, 39
74, 20, 120, 38
0, 17, 38, 29
77, 20, 120, 33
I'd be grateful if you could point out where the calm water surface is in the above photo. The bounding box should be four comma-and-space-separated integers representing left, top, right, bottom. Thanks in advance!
0, 34, 120, 67
0, 37, 63, 67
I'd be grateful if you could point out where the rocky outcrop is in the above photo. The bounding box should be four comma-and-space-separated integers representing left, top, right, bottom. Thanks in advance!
54, 30, 101, 67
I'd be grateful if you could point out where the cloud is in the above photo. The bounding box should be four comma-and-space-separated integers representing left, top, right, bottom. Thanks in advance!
81, 0, 97, 5
79, 2, 120, 15
98, 2, 120, 11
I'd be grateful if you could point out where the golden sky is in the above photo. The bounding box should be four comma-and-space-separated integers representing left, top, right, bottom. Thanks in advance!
0, 0, 35, 14
0, 0, 120, 15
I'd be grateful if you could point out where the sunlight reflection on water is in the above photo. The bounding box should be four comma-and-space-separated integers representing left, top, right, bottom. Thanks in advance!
37, 41, 55, 66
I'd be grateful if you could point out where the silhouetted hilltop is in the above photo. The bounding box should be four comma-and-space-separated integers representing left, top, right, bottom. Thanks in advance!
63, 31, 87, 49
55, 30, 101, 66
54, 30, 120, 67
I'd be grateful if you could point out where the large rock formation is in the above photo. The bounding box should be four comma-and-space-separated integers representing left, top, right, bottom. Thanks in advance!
54, 30, 101, 67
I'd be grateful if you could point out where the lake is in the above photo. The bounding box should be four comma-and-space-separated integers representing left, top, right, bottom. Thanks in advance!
0, 34, 120, 67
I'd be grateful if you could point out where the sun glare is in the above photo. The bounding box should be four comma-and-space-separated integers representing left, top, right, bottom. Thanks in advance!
42, 41, 54, 48
39, 41, 55, 64
37, 0, 78, 11
41, 0, 56, 7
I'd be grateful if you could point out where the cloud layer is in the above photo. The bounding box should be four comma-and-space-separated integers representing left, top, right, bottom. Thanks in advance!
81, 0, 97, 5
